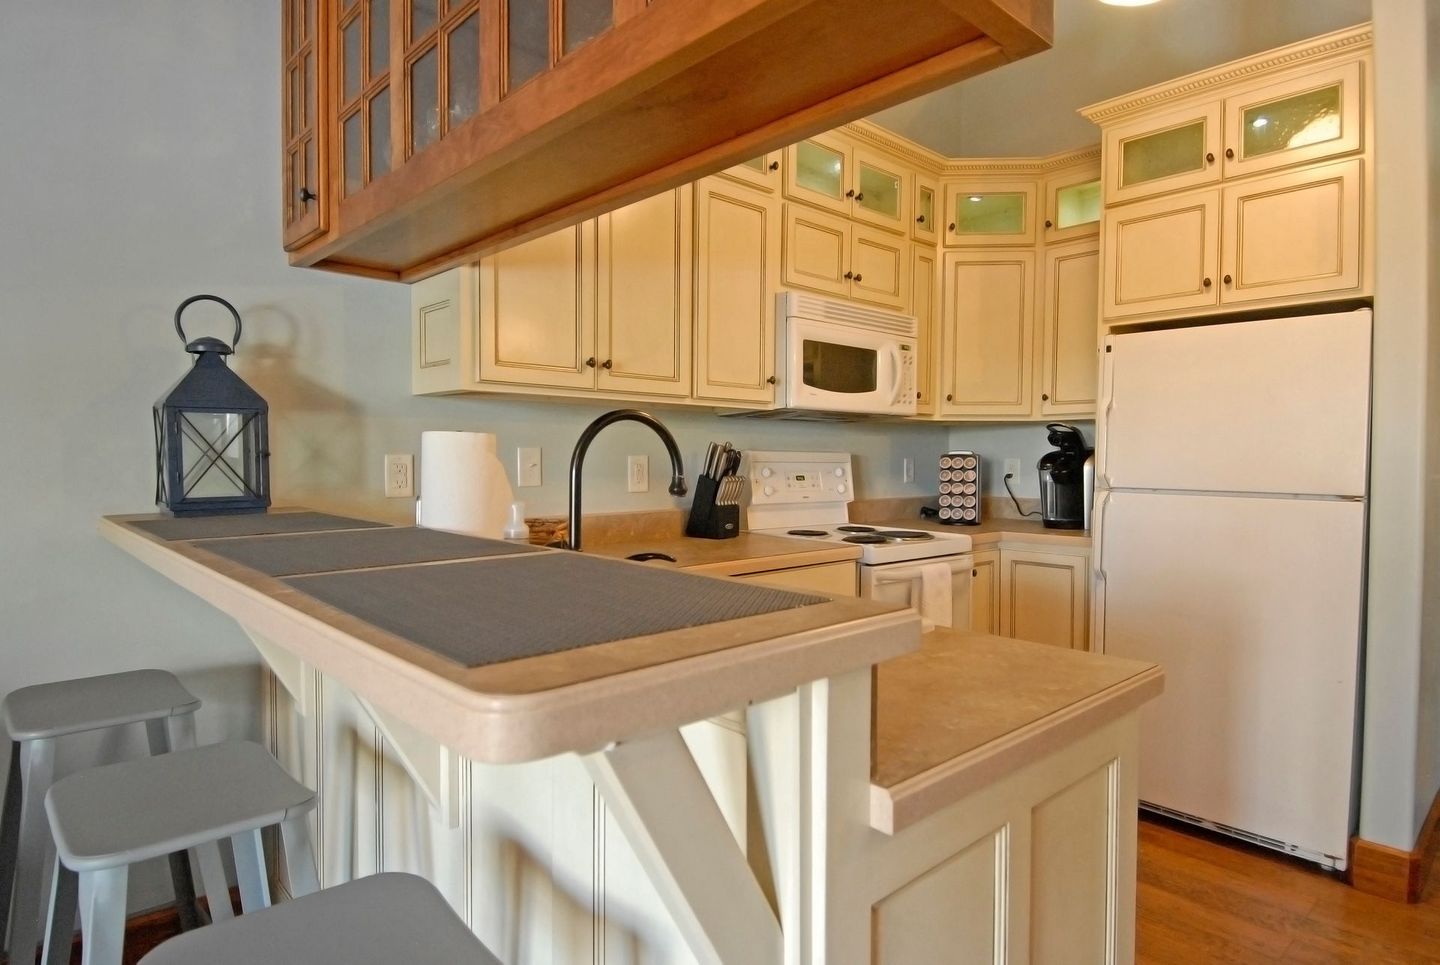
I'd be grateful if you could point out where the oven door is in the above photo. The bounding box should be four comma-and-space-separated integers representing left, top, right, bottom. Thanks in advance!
859, 556, 973, 632
783, 318, 914, 415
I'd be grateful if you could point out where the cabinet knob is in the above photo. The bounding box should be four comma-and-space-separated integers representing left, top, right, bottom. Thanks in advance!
1225, 148, 1235, 160
1045, 219, 1054, 228
601, 359, 613, 369
768, 160, 779, 171
853, 273, 863, 283
585, 357, 597, 368
946, 393, 954, 402
1042, 393, 1049, 401
766, 375, 777, 385
916, 215, 927, 224
298, 187, 317, 203
846, 189, 856, 198
916, 391, 922, 400
844, 271, 854, 280
1202, 277, 1213, 288
1206, 152, 1215, 163
855, 192, 865, 202
1223, 274, 1233, 285
948, 222, 957, 231
972, 569, 977, 577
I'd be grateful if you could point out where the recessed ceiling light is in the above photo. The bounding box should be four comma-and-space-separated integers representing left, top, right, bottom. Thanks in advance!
1099, 0, 1162, 6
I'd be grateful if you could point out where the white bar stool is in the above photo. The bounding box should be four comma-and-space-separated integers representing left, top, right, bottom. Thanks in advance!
0, 669, 203, 964
42, 740, 319, 965
138, 873, 500, 965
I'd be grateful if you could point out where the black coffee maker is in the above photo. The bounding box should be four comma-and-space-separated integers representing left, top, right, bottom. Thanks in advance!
1037, 423, 1092, 530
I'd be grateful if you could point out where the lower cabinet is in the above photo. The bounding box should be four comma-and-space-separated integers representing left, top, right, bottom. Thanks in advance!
733, 559, 858, 596
970, 549, 1000, 635
999, 547, 1090, 650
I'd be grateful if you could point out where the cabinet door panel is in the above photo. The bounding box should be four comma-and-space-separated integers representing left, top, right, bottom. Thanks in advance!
1220, 158, 1362, 305
1040, 242, 1099, 416
282, 0, 327, 249
970, 550, 1000, 635
943, 181, 1038, 247
478, 223, 596, 388
850, 225, 908, 311
1101, 189, 1219, 320
783, 204, 851, 298
694, 179, 778, 404
1105, 102, 1222, 204
411, 264, 477, 394
596, 188, 692, 397
1043, 167, 1101, 244
852, 146, 909, 233
1222, 60, 1363, 179
1030, 762, 1116, 963
940, 250, 1035, 417
872, 830, 1003, 965
910, 244, 938, 415
999, 549, 1088, 650
912, 174, 940, 243
783, 133, 851, 216
721, 152, 781, 193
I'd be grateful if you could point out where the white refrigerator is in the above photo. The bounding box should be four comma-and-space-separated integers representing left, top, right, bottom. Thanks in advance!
1093, 308, 1371, 869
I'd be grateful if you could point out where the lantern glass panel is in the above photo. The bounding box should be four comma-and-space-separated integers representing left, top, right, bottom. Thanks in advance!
177, 410, 263, 501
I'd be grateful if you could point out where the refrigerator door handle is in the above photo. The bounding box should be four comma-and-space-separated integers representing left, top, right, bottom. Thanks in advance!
1091, 489, 1110, 581
1097, 340, 1116, 489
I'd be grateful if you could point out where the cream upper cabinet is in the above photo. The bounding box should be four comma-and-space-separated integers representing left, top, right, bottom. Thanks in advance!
851, 146, 910, 233
970, 549, 1000, 636
999, 548, 1089, 650
721, 152, 783, 193
1101, 187, 1220, 320
910, 243, 938, 415
783, 204, 852, 298
1039, 240, 1100, 416
411, 263, 478, 394
943, 181, 1038, 247
1103, 102, 1223, 205
850, 224, 909, 310
596, 187, 693, 398
912, 174, 940, 243
479, 223, 597, 389
1221, 61, 1364, 179
784, 133, 853, 216
1043, 166, 1102, 244
1219, 157, 1363, 305
939, 250, 1035, 418
694, 177, 780, 405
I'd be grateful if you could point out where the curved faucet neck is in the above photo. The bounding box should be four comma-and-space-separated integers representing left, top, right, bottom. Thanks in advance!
568, 409, 687, 552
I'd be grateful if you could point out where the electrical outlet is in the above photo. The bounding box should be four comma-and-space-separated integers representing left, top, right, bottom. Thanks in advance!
901, 457, 914, 484
627, 454, 649, 493
1003, 458, 1022, 478
384, 453, 414, 498
516, 447, 541, 488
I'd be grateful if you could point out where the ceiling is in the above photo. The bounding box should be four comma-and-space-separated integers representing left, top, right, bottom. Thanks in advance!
868, 0, 1371, 158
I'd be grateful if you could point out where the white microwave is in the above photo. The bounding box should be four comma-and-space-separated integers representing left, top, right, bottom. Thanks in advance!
770, 292, 918, 417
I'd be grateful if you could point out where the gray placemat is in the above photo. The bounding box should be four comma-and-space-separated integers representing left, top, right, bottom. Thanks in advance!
284, 553, 827, 668
132, 512, 388, 541
194, 528, 539, 577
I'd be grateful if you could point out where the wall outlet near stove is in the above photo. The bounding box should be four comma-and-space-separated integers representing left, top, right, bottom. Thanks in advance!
627, 454, 649, 493
901, 457, 914, 484
384, 453, 414, 498
1003, 458, 1022, 478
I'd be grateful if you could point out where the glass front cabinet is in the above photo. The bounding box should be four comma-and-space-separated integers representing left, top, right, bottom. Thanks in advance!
783, 135, 911, 232
942, 181, 1038, 247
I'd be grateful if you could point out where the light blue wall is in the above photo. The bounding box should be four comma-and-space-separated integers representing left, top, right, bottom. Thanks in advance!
947, 422, 1095, 500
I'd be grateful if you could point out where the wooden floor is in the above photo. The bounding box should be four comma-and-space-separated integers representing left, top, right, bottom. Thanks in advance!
1138, 816, 1440, 963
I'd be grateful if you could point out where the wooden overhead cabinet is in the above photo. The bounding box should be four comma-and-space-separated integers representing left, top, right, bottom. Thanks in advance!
283, 0, 1053, 280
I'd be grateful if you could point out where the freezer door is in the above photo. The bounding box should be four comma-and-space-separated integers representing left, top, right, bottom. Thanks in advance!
1094, 491, 1363, 862
1098, 309, 1371, 496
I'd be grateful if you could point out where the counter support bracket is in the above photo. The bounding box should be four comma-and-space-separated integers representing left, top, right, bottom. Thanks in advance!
584, 731, 783, 965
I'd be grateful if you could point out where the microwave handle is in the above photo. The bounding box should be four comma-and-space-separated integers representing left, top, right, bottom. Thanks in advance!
888, 346, 904, 406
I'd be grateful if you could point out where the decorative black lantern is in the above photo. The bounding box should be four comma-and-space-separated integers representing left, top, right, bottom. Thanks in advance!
154, 295, 271, 516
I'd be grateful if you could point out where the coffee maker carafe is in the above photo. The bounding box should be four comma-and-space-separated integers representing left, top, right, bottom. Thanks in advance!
1037, 423, 1093, 530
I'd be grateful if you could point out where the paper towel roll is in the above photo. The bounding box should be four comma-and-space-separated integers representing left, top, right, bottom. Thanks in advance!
416, 431, 515, 539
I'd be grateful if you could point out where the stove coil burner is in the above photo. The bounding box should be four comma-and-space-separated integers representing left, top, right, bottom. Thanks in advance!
841, 534, 889, 545
836, 525, 877, 533
881, 530, 935, 542
786, 529, 830, 537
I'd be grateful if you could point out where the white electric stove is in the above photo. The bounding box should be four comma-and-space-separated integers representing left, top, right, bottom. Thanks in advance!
743, 451, 973, 629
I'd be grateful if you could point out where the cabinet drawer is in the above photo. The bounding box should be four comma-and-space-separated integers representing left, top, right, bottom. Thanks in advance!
735, 561, 857, 597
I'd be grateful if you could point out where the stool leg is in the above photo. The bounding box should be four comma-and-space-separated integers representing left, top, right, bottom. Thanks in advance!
41, 854, 77, 965
0, 740, 22, 954
194, 842, 234, 922
10, 738, 56, 965
144, 719, 200, 932
76, 866, 127, 965
279, 815, 320, 897
230, 829, 270, 913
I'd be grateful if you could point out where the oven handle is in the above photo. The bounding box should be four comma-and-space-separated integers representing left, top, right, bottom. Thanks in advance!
867, 556, 973, 585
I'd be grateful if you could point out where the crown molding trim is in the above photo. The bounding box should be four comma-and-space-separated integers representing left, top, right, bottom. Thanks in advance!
842, 120, 948, 174
1080, 22, 1372, 124
940, 145, 1101, 178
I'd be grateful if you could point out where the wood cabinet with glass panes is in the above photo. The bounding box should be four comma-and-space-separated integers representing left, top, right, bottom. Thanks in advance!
1084, 24, 1373, 326
783, 132, 913, 235
942, 180, 1038, 248
285, 0, 1049, 279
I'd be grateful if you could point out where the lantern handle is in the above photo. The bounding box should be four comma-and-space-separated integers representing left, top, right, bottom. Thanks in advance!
174, 294, 243, 349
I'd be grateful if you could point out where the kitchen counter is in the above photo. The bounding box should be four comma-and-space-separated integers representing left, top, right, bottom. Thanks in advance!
586, 531, 862, 575
870, 629, 1161, 834
100, 512, 915, 764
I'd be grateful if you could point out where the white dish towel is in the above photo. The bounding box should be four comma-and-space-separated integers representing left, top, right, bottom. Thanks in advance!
917, 562, 953, 630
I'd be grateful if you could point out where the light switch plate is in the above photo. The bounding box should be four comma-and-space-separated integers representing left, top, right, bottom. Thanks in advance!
517, 447, 542, 488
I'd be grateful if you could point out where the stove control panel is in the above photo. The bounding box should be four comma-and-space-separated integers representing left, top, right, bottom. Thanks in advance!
744, 451, 853, 505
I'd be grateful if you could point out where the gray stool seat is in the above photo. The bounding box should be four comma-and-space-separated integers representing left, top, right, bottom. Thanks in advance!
139, 873, 501, 965
3, 670, 200, 741
47, 741, 314, 872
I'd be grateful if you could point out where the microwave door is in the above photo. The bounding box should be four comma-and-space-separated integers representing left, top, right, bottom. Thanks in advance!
789, 320, 891, 413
